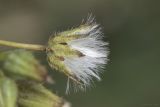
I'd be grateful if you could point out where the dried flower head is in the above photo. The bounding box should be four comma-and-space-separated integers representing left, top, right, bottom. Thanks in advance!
47, 15, 109, 93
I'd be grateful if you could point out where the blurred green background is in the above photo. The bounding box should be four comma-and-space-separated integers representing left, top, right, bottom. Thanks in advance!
0, 0, 160, 107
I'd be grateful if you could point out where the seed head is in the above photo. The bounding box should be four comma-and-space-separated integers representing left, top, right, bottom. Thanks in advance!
47, 15, 109, 93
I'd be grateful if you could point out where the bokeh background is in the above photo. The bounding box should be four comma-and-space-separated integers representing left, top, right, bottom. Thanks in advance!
0, 0, 160, 107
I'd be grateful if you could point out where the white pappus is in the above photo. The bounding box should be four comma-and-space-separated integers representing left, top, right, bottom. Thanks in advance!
64, 15, 109, 93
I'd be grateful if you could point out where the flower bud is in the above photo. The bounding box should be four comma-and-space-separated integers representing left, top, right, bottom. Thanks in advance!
0, 70, 5, 107
3, 50, 48, 82
47, 15, 109, 92
0, 75, 18, 107
18, 82, 70, 107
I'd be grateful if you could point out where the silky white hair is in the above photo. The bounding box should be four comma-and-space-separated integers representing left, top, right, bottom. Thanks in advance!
64, 15, 109, 93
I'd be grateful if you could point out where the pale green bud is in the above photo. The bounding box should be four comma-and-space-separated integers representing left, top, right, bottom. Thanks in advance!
18, 82, 70, 107
3, 50, 48, 82
0, 74, 18, 107
0, 52, 7, 62
0, 70, 5, 107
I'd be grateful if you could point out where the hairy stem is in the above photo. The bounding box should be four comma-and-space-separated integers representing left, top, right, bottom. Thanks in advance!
0, 40, 46, 51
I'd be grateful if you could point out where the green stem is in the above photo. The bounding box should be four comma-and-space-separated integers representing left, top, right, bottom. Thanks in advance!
0, 40, 46, 51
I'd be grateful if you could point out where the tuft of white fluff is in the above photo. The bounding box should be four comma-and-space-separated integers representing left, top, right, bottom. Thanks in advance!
62, 101, 71, 107
64, 15, 109, 93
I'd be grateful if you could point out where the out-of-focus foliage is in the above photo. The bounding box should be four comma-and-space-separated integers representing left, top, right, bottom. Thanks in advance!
0, 50, 68, 107
3, 50, 48, 81
0, 73, 18, 107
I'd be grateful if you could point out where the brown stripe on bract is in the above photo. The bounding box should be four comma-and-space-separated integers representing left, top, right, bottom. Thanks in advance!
59, 42, 68, 45
57, 56, 65, 61
77, 51, 85, 57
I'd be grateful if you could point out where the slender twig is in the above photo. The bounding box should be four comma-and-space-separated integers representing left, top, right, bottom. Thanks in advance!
0, 40, 46, 51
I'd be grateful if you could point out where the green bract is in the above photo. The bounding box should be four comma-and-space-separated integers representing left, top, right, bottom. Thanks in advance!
3, 50, 48, 82
0, 71, 18, 107
18, 82, 65, 107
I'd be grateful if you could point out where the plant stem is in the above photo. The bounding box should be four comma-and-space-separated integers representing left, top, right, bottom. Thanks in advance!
0, 40, 46, 51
